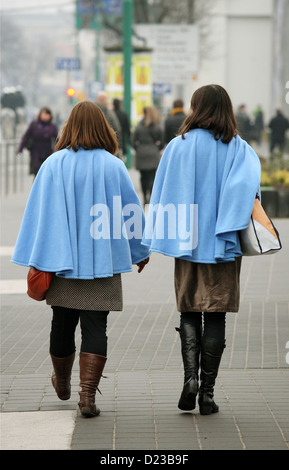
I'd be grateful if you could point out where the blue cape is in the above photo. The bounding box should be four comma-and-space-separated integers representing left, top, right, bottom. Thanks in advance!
11, 148, 149, 278
142, 129, 261, 263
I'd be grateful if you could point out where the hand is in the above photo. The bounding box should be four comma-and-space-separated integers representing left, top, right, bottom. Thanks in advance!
136, 257, 149, 273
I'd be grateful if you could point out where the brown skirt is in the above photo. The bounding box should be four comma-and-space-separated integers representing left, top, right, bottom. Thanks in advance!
174, 257, 242, 313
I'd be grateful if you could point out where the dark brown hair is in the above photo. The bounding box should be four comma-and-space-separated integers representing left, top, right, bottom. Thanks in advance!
38, 107, 53, 121
55, 100, 118, 154
179, 84, 237, 143
173, 99, 184, 108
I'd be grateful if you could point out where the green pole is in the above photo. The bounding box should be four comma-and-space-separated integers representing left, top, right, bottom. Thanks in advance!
95, 29, 100, 81
123, 0, 133, 168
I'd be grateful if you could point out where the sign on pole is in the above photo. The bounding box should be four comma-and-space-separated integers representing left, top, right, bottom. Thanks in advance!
76, 0, 122, 15
75, 0, 123, 29
134, 25, 199, 84
56, 58, 81, 71
153, 83, 172, 97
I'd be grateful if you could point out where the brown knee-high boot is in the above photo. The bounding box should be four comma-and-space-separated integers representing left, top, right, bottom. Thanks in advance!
50, 352, 75, 400
78, 352, 107, 418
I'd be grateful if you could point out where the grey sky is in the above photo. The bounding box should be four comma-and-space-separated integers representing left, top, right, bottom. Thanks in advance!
0, 0, 74, 13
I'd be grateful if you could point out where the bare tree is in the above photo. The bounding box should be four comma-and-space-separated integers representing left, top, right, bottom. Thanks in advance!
1, 18, 29, 87
1, 14, 74, 109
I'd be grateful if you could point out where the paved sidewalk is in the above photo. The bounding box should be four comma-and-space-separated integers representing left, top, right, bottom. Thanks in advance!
1, 168, 289, 451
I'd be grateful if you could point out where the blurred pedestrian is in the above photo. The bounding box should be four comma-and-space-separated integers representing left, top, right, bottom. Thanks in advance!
252, 105, 264, 144
12, 101, 150, 418
96, 91, 123, 153
18, 107, 58, 176
235, 104, 252, 143
269, 109, 289, 154
113, 98, 131, 159
164, 99, 186, 144
132, 106, 163, 205
142, 85, 260, 415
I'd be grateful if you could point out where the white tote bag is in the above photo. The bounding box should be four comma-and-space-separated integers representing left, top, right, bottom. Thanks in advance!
239, 198, 282, 256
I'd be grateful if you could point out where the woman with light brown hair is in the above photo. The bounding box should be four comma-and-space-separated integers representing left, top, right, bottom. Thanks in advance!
12, 100, 150, 418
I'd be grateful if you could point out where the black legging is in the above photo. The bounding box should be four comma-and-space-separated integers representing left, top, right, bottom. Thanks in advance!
50, 306, 109, 358
180, 312, 226, 340
140, 169, 156, 203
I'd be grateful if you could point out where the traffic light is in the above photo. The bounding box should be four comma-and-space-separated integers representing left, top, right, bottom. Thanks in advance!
66, 87, 76, 97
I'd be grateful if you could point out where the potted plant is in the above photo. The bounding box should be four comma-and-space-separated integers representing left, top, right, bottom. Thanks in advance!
259, 154, 289, 217
260, 169, 279, 217
271, 169, 289, 217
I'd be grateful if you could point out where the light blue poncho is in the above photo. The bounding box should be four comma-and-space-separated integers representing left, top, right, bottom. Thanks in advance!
142, 129, 261, 263
11, 148, 149, 278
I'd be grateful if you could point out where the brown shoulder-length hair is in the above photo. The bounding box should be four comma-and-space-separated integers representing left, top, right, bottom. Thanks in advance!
178, 84, 237, 143
55, 100, 118, 154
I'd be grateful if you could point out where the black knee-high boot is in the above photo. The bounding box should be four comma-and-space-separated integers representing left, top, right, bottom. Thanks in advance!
198, 336, 225, 415
176, 322, 201, 410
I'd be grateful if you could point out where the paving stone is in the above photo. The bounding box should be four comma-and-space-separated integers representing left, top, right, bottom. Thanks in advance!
1, 170, 289, 450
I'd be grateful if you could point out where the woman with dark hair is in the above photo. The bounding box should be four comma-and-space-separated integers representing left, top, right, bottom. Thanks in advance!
113, 98, 131, 159
142, 85, 261, 415
12, 100, 150, 418
18, 107, 58, 176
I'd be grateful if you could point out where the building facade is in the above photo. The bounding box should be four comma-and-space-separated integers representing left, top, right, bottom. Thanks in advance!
191, 0, 288, 125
